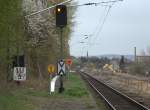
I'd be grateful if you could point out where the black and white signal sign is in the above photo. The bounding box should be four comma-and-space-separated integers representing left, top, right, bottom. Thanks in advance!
13, 67, 26, 81
57, 60, 65, 75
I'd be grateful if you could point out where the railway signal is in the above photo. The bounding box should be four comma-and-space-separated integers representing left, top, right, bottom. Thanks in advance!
55, 5, 68, 93
56, 5, 67, 27
65, 58, 72, 66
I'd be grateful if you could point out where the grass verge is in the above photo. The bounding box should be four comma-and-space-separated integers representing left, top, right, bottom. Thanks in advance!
0, 92, 36, 110
0, 72, 100, 110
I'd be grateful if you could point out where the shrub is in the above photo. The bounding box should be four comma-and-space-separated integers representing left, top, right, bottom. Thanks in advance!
129, 62, 150, 75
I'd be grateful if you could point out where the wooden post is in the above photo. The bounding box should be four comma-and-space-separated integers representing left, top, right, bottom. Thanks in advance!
146, 80, 149, 90
138, 80, 140, 90
140, 80, 143, 91
127, 79, 129, 86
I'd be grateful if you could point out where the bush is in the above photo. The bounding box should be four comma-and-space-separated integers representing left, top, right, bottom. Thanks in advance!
129, 62, 150, 75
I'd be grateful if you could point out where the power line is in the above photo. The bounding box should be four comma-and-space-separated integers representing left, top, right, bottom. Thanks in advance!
86, 6, 110, 50
68, 0, 123, 7
70, 0, 123, 52
95, 5, 112, 41
72, 1, 121, 56
87, 6, 108, 48
25, 0, 123, 18
86, 4, 114, 54
70, 1, 122, 56
25, 0, 73, 18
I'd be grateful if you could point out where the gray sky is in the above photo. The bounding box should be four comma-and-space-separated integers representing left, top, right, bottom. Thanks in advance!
69, 0, 150, 56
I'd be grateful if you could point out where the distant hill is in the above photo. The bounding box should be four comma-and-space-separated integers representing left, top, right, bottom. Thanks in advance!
97, 54, 134, 61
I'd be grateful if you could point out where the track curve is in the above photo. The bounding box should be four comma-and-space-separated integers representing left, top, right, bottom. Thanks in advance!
80, 72, 150, 110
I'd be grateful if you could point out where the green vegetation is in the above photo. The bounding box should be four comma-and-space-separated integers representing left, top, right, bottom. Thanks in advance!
0, 89, 36, 110
0, 0, 75, 81
129, 62, 150, 75
0, 1, 104, 109
0, 0, 24, 80
0, 73, 101, 110
57, 73, 89, 98
0, 95, 35, 110
12, 73, 89, 98
23, 0, 76, 79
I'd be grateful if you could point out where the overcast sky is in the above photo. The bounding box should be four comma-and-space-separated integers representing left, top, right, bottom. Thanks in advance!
69, 0, 150, 56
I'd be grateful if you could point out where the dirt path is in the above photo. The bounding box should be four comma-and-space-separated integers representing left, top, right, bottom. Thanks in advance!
27, 95, 99, 110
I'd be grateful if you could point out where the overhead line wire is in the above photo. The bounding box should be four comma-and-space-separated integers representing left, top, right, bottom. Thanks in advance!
68, 0, 123, 7
86, 6, 111, 49
25, 0, 123, 17
86, 3, 114, 54
73, 1, 122, 56
95, 5, 112, 41
25, 0, 73, 18
88, 6, 108, 47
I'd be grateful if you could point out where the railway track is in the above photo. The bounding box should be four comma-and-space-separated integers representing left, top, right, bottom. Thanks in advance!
80, 72, 150, 110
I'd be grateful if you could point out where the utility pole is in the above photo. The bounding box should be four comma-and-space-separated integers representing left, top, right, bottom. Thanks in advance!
134, 47, 137, 62
16, 35, 21, 85
6, 36, 10, 81
87, 51, 89, 62
87, 51, 89, 68
59, 27, 64, 93
60, 28, 63, 59
56, 5, 67, 93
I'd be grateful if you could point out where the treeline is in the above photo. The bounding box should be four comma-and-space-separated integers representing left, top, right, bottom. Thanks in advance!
80, 56, 110, 68
0, 0, 24, 81
0, 0, 75, 82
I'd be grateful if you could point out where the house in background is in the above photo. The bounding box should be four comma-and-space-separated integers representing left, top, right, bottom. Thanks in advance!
136, 56, 150, 63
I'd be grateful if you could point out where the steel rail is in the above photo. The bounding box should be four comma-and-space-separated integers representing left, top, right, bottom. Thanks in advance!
81, 72, 150, 110
85, 77, 116, 110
